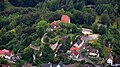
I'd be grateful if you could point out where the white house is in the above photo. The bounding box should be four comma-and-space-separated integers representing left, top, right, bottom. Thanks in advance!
4, 51, 14, 59
86, 46, 99, 57
107, 54, 113, 65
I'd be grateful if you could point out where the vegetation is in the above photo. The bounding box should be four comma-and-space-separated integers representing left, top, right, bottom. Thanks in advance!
0, 0, 120, 66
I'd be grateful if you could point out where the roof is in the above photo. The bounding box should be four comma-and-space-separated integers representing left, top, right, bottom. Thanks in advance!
41, 64, 50, 67
61, 15, 70, 23
40, 61, 74, 67
5, 52, 14, 56
74, 51, 79, 56
0, 50, 5, 55
50, 21, 57, 26
82, 64, 92, 67
76, 39, 82, 45
70, 46, 80, 51
108, 54, 113, 60
82, 28, 92, 35
2, 64, 8, 67
86, 46, 98, 53
85, 34, 100, 41
70, 47, 75, 51
57, 61, 63, 67
64, 64, 73, 67
89, 49, 98, 53
2, 49, 10, 53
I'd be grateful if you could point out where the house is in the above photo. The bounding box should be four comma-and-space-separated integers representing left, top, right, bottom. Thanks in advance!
86, 46, 99, 57
64, 64, 73, 67
61, 15, 70, 23
50, 21, 57, 29
0, 50, 5, 58
107, 54, 113, 65
41, 61, 73, 67
41, 63, 51, 67
4, 51, 14, 59
84, 34, 100, 42
2, 49, 10, 53
50, 15, 70, 30
67, 46, 79, 59
67, 37, 85, 60
82, 64, 93, 67
0, 49, 15, 60
11, 54, 21, 62
1, 64, 9, 67
82, 28, 93, 35
56, 61, 63, 67
73, 37, 85, 48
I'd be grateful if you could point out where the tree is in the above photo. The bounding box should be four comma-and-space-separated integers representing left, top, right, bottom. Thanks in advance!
8, 0, 44, 7
100, 13, 110, 26
74, 0, 85, 10
0, 0, 5, 11
22, 47, 34, 62
36, 20, 49, 37
95, 4, 116, 15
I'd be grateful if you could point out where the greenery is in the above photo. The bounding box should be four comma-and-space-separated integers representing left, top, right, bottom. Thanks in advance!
0, 0, 120, 66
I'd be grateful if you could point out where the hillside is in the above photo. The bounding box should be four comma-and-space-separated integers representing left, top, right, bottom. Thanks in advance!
0, 0, 120, 66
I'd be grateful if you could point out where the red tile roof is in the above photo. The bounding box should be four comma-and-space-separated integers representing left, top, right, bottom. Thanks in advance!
61, 15, 70, 23
70, 46, 80, 51
70, 46, 79, 56
70, 47, 75, 51
5, 52, 13, 56
74, 51, 79, 56
50, 21, 57, 26
75, 47, 80, 51
2, 64, 8, 67
0, 50, 5, 55
2, 49, 10, 53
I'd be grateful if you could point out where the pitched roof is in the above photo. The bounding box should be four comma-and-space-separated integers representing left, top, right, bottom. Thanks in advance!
64, 64, 73, 67
74, 51, 79, 56
2, 64, 8, 67
41, 64, 50, 67
108, 54, 113, 60
86, 46, 98, 53
2, 49, 10, 53
85, 34, 100, 41
70, 46, 80, 51
0, 50, 5, 55
70, 47, 75, 51
50, 21, 57, 26
82, 64, 92, 67
5, 52, 14, 56
82, 28, 92, 35
61, 15, 70, 23
57, 61, 63, 67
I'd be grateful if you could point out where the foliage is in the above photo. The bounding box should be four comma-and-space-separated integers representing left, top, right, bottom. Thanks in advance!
0, 0, 120, 66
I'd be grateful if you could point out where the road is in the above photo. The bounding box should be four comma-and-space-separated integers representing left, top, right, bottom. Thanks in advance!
77, 36, 101, 67
41, 33, 47, 44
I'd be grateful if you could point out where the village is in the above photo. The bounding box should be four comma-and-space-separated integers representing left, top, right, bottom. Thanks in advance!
0, 15, 119, 67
